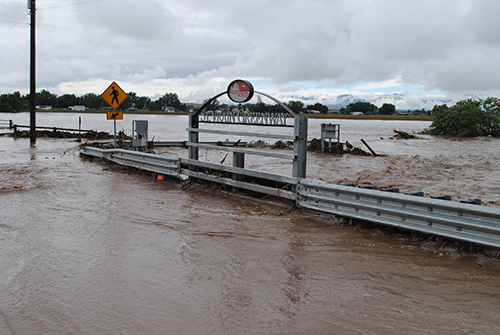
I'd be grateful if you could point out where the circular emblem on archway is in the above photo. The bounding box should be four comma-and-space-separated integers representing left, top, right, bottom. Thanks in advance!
227, 79, 254, 103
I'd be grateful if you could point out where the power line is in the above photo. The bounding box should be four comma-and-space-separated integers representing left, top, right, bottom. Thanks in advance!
0, 14, 28, 38
0, 0, 104, 39
38, 0, 104, 11
0, 0, 25, 28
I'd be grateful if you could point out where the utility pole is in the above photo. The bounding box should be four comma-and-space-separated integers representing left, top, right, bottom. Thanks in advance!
29, 0, 36, 144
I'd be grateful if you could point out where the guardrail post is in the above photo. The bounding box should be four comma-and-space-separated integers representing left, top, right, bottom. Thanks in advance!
232, 152, 245, 192
188, 113, 199, 160
232, 152, 245, 181
188, 113, 199, 172
293, 116, 308, 179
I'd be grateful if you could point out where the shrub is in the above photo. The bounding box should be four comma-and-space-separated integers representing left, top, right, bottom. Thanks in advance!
424, 98, 500, 137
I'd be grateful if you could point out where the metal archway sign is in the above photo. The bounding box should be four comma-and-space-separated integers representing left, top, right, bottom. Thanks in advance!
188, 80, 307, 178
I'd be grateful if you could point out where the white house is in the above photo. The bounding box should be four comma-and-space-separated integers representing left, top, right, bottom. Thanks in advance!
69, 105, 86, 111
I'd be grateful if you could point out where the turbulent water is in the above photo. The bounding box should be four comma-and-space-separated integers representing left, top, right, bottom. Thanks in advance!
1, 113, 500, 334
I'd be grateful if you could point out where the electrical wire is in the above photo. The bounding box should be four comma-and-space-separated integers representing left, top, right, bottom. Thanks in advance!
0, 0, 104, 39
0, 14, 28, 38
38, 0, 104, 11
0, 0, 25, 28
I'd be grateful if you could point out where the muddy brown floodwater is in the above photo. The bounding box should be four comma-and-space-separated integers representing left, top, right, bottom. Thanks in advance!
1, 114, 500, 334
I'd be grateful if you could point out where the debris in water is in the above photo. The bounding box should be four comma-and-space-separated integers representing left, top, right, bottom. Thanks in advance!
271, 140, 293, 149
393, 129, 417, 139
306, 138, 371, 156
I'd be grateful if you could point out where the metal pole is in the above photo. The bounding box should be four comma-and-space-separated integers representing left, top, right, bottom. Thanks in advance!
188, 113, 199, 173
292, 116, 308, 179
114, 119, 117, 147
29, 0, 36, 144
188, 113, 199, 160
232, 152, 245, 181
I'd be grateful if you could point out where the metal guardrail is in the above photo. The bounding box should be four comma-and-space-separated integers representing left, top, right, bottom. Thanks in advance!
80, 147, 500, 249
81, 147, 296, 200
0, 119, 11, 129
297, 179, 500, 248
82, 147, 181, 177
180, 158, 297, 200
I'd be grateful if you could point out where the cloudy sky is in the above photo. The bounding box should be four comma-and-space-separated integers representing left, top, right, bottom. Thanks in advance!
1, 0, 500, 109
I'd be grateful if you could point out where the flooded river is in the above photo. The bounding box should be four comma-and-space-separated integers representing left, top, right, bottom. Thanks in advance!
1, 113, 500, 334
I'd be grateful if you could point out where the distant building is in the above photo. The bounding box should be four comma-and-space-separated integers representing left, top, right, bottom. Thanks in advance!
36, 105, 52, 110
162, 106, 175, 112
69, 105, 86, 111
351, 112, 364, 115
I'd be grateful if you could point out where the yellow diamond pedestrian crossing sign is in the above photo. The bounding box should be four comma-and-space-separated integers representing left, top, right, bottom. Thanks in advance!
102, 81, 128, 110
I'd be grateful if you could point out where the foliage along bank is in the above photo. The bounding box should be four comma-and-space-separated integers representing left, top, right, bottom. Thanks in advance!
423, 97, 500, 137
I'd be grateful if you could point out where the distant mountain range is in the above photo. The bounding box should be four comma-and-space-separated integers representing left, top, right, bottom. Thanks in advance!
324, 93, 453, 109
184, 92, 454, 110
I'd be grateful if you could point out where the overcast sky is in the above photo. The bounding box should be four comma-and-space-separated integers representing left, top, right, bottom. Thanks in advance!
1, 0, 500, 109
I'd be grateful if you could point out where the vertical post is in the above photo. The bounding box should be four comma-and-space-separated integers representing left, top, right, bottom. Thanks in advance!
29, 0, 36, 144
188, 113, 199, 161
79, 116, 81, 135
320, 123, 325, 153
232, 152, 245, 181
232, 152, 245, 192
293, 116, 308, 179
113, 119, 117, 147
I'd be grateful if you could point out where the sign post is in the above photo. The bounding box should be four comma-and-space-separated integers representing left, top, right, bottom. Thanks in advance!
101, 82, 127, 147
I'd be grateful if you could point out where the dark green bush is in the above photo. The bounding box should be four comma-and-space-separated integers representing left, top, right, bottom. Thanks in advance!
424, 98, 500, 137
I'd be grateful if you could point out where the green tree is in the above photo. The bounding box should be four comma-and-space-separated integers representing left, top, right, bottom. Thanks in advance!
154, 92, 187, 112
286, 100, 305, 114
341, 101, 377, 115
425, 98, 500, 137
247, 96, 268, 113
379, 103, 396, 115
81, 93, 103, 109
268, 103, 283, 114
307, 103, 329, 114
136, 96, 151, 110
56, 94, 80, 108
35, 89, 58, 106
482, 97, 500, 115
0, 92, 22, 112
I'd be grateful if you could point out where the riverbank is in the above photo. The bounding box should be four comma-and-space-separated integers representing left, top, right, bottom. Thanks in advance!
2, 110, 433, 121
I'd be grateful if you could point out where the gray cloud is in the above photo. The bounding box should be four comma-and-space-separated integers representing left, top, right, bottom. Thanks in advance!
1, 0, 500, 109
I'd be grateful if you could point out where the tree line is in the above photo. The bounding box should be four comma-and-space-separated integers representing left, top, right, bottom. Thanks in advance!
0, 89, 405, 115
0, 90, 189, 112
